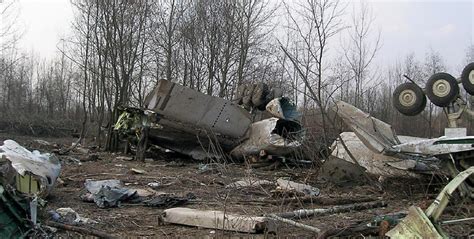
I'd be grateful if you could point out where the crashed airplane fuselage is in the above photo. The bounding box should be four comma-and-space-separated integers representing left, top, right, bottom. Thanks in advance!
331, 101, 474, 183
115, 80, 304, 160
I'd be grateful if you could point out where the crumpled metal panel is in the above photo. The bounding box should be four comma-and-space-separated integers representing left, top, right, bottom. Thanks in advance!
230, 118, 303, 158
266, 97, 301, 121
122, 80, 304, 160
331, 132, 430, 177
144, 80, 251, 140
386, 167, 474, 238
334, 101, 474, 157
393, 136, 474, 155
0, 140, 61, 196
333, 101, 400, 154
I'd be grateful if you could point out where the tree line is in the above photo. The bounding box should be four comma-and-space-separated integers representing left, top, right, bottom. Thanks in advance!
0, 0, 472, 151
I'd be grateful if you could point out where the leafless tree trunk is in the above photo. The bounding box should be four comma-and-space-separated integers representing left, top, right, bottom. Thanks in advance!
280, 0, 345, 145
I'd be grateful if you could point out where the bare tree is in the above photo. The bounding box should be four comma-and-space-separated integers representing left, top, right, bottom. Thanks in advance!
465, 44, 474, 63
342, 1, 381, 109
423, 48, 445, 137
151, 0, 187, 82
279, 0, 345, 144
0, 0, 20, 52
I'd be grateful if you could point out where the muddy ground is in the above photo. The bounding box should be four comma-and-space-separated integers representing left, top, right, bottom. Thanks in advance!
1, 133, 473, 238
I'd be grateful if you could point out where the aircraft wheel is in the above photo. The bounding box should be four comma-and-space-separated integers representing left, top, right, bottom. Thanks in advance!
461, 62, 474, 95
393, 82, 427, 116
425, 72, 459, 107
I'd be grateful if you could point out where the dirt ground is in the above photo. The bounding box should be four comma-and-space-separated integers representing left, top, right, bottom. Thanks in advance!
1, 133, 473, 238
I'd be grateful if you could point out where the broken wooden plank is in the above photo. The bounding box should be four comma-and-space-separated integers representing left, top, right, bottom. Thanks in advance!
162, 207, 276, 233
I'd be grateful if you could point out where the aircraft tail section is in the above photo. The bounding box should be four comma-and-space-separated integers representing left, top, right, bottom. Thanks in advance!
333, 101, 400, 154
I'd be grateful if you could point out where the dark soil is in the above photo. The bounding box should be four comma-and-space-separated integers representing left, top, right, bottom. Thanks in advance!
1, 133, 472, 238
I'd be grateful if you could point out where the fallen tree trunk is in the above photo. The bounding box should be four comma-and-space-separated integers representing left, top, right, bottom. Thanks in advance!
236, 196, 380, 206
317, 222, 379, 238
45, 221, 118, 239
269, 201, 386, 219
267, 214, 321, 233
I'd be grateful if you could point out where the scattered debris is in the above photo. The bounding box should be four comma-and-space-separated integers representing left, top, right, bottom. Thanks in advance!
0, 185, 32, 238
62, 156, 82, 165
0, 140, 62, 237
225, 178, 273, 189
197, 163, 212, 174
34, 139, 52, 146
73, 146, 89, 155
162, 207, 276, 233
130, 168, 146, 174
332, 100, 474, 196
116, 156, 133, 161
0, 139, 61, 196
265, 201, 386, 235
85, 154, 99, 161
267, 213, 321, 233
368, 211, 408, 228
276, 178, 320, 196
268, 201, 387, 219
144, 193, 195, 208
84, 179, 123, 193
147, 182, 161, 189
50, 207, 97, 224
45, 221, 118, 239
386, 166, 474, 238
83, 179, 137, 208
318, 156, 369, 186
134, 188, 156, 197
317, 221, 380, 239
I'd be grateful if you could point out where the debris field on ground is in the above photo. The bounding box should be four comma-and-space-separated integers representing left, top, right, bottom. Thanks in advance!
1, 133, 472, 238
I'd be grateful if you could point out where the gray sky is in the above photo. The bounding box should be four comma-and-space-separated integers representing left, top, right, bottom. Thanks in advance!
14, 0, 474, 72
16, 0, 73, 58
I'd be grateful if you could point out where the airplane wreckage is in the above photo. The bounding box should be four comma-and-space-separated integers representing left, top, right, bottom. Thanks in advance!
114, 79, 304, 160
332, 63, 474, 198
0, 63, 473, 238
114, 69, 474, 185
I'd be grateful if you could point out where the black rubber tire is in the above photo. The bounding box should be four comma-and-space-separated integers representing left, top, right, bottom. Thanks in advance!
393, 82, 427, 116
425, 72, 459, 107
461, 62, 474, 95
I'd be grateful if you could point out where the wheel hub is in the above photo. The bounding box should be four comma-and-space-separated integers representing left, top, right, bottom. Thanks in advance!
432, 79, 451, 97
469, 70, 474, 84
399, 89, 416, 107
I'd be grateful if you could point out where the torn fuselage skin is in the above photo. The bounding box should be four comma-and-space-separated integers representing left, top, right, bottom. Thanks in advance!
115, 80, 304, 160
332, 100, 474, 195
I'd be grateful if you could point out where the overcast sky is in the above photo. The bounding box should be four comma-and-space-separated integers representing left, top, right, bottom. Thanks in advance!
13, 0, 474, 73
